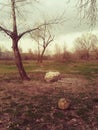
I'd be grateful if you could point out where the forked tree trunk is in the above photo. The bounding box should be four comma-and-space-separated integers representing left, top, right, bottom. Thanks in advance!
12, 39, 30, 80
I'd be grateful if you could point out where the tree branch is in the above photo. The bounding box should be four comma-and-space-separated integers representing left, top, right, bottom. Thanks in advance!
18, 17, 62, 39
77, 0, 97, 27
0, 26, 12, 36
18, 27, 41, 39
46, 36, 54, 47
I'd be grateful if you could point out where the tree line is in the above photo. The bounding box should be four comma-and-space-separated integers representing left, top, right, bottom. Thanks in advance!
1, 33, 98, 61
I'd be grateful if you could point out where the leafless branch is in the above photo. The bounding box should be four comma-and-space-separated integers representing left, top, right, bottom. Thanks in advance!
77, 0, 97, 27
0, 26, 12, 36
18, 18, 59, 39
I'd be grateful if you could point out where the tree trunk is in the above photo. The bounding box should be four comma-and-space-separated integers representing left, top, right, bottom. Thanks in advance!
12, 39, 30, 80
39, 48, 45, 63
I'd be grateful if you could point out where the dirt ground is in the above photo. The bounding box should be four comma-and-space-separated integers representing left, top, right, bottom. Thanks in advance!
0, 74, 98, 130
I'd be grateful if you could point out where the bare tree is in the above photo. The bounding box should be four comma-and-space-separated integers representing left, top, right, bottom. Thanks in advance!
77, 0, 97, 27
30, 24, 54, 63
0, 0, 62, 80
62, 44, 72, 62
53, 43, 63, 61
74, 33, 98, 60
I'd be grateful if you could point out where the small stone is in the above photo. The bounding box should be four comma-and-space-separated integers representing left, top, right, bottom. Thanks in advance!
26, 127, 30, 130
58, 98, 70, 110
70, 118, 77, 123
67, 118, 77, 125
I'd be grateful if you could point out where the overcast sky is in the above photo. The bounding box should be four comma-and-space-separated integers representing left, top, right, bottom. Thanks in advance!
0, 0, 98, 53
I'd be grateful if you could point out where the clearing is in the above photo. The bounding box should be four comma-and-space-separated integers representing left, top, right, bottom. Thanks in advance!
0, 61, 98, 130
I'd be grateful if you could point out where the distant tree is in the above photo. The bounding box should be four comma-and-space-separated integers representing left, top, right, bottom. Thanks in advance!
53, 43, 72, 62
74, 33, 98, 60
30, 24, 54, 63
62, 44, 72, 62
28, 49, 33, 54
53, 43, 63, 61
27, 49, 33, 60
55, 43, 62, 56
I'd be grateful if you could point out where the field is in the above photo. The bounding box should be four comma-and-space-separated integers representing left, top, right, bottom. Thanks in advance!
0, 60, 98, 130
